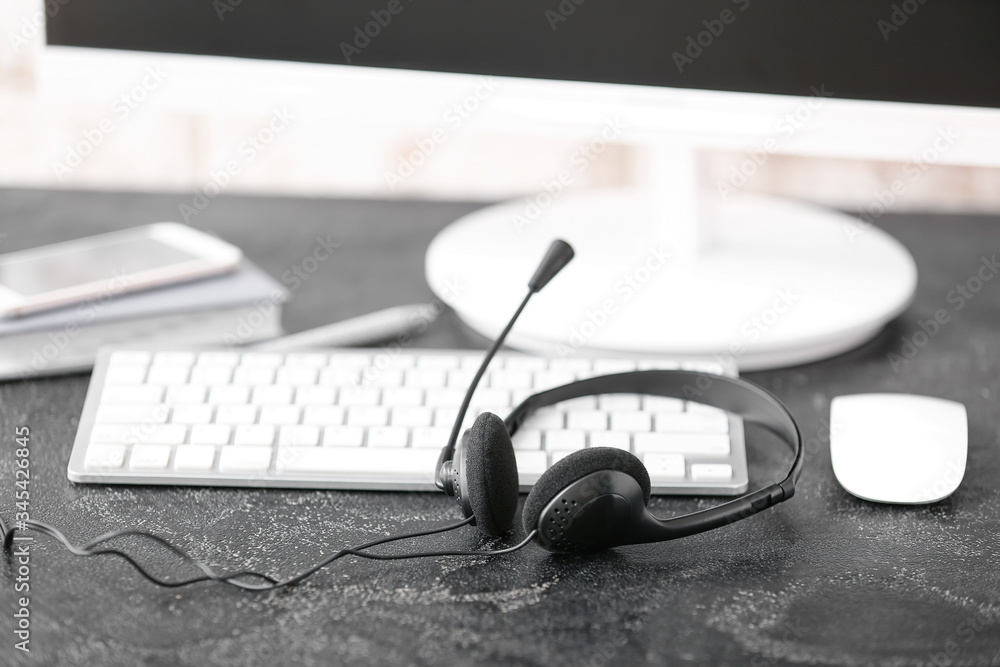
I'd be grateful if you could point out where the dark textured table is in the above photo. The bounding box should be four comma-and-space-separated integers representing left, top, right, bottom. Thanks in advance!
1, 187, 999, 667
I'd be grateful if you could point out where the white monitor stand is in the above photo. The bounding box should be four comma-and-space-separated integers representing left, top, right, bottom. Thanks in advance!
425, 143, 917, 370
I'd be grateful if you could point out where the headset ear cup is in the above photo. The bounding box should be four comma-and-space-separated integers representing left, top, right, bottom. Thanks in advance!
462, 412, 519, 537
522, 447, 651, 536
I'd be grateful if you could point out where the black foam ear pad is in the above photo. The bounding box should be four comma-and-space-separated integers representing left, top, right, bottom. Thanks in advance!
463, 412, 519, 537
522, 447, 651, 535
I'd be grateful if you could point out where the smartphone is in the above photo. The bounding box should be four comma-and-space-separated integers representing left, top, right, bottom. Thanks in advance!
0, 223, 242, 317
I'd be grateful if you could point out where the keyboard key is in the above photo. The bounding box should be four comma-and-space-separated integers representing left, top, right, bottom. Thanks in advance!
610, 411, 651, 432
511, 429, 542, 450
490, 370, 531, 389
215, 405, 257, 424
633, 433, 730, 456
567, 411, 606, 431
240, 353, 284, 367
323, 426, 365, 447
411, 427, 450, 448
285, 353, 328, 366
171, 404, 213, 424
644, 453, 686, 480
588, 431, 631, 450
96, 404, 169, 424
258, 405, 301, 425
425, 388, 466, 408
545, 430, 586, 451
382, 387, 423, 407
233, 365, 276, 384
234, 425, 275, 446
369, 370, 405, 387
153, 351, 194, 366
190, 424, 232, 445
295, 386, 336, 406
346, 406, 389, 427
105, 365, 147, 384
550, 450, 579, 465
504, 356, 547, 372
471, 388, 511, 408
655, 412, 729, 434
165, 385, 206, 404
199, 352, 240, 366
174, 445, 216, 471
514, 450, 548, 477
84, 444, 126, 470
446, 370, 475, 389
391, 407, 433, 428
367, 426, 409, 448
338, 387, 381, 407
275, 447, 438, 480
278, 425, 320, 447
129, 445, 172, 470
320, 368, 360, 385
302, 406, 345, 426
92, 424, 186, 445
191, 365, 234, 384
102, 385, 164, 404
209, 385, 250, 404
146, 365, 190, 385
329, 352, 371, 368
276, 366, 318, 385
685, 402, 728, 416
406, 369, 446, 388
433, 407, 460, 427
690, 463, 733, 482
219, 447, 272, 472
109, 351, 151, 366
252, 385, 293, 404
533, 370, 575, 391
416, 355, 459, 370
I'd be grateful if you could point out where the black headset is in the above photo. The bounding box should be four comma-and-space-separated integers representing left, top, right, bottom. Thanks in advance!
0, 240, 802, 588
435, 240, 803, 553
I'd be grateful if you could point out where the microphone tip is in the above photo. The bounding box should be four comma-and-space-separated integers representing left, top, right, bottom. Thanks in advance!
528, 239, 575, 293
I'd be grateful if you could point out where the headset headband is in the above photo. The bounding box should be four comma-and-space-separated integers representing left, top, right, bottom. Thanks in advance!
505, 370, 803, 544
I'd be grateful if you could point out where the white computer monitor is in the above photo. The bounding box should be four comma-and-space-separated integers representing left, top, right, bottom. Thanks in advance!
48, 1, 1000, 368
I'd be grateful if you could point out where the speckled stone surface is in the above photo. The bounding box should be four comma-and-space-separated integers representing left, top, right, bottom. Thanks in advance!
1, 188, 999, 667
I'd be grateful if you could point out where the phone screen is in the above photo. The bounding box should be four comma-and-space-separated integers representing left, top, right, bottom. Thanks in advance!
0, 237, 197, 296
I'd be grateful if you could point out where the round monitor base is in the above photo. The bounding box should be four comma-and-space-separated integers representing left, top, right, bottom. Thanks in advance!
425, 190, 917, 371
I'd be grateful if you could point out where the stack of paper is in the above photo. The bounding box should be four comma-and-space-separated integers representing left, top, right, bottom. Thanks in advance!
0, 261, 288, 380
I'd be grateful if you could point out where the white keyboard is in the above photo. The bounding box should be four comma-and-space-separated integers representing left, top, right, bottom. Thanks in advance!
68, 347, 749, 495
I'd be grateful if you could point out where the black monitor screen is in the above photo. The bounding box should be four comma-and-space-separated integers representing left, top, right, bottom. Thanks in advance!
46, 0, 1000, 109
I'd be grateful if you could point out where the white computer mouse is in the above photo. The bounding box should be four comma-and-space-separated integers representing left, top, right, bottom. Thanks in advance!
830, 393, 968, 504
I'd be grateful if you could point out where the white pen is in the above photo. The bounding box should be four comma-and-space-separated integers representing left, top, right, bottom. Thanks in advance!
248, 303, 439, 352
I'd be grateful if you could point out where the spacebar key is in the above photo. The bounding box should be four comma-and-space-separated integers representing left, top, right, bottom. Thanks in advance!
275, 447, 439, 482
